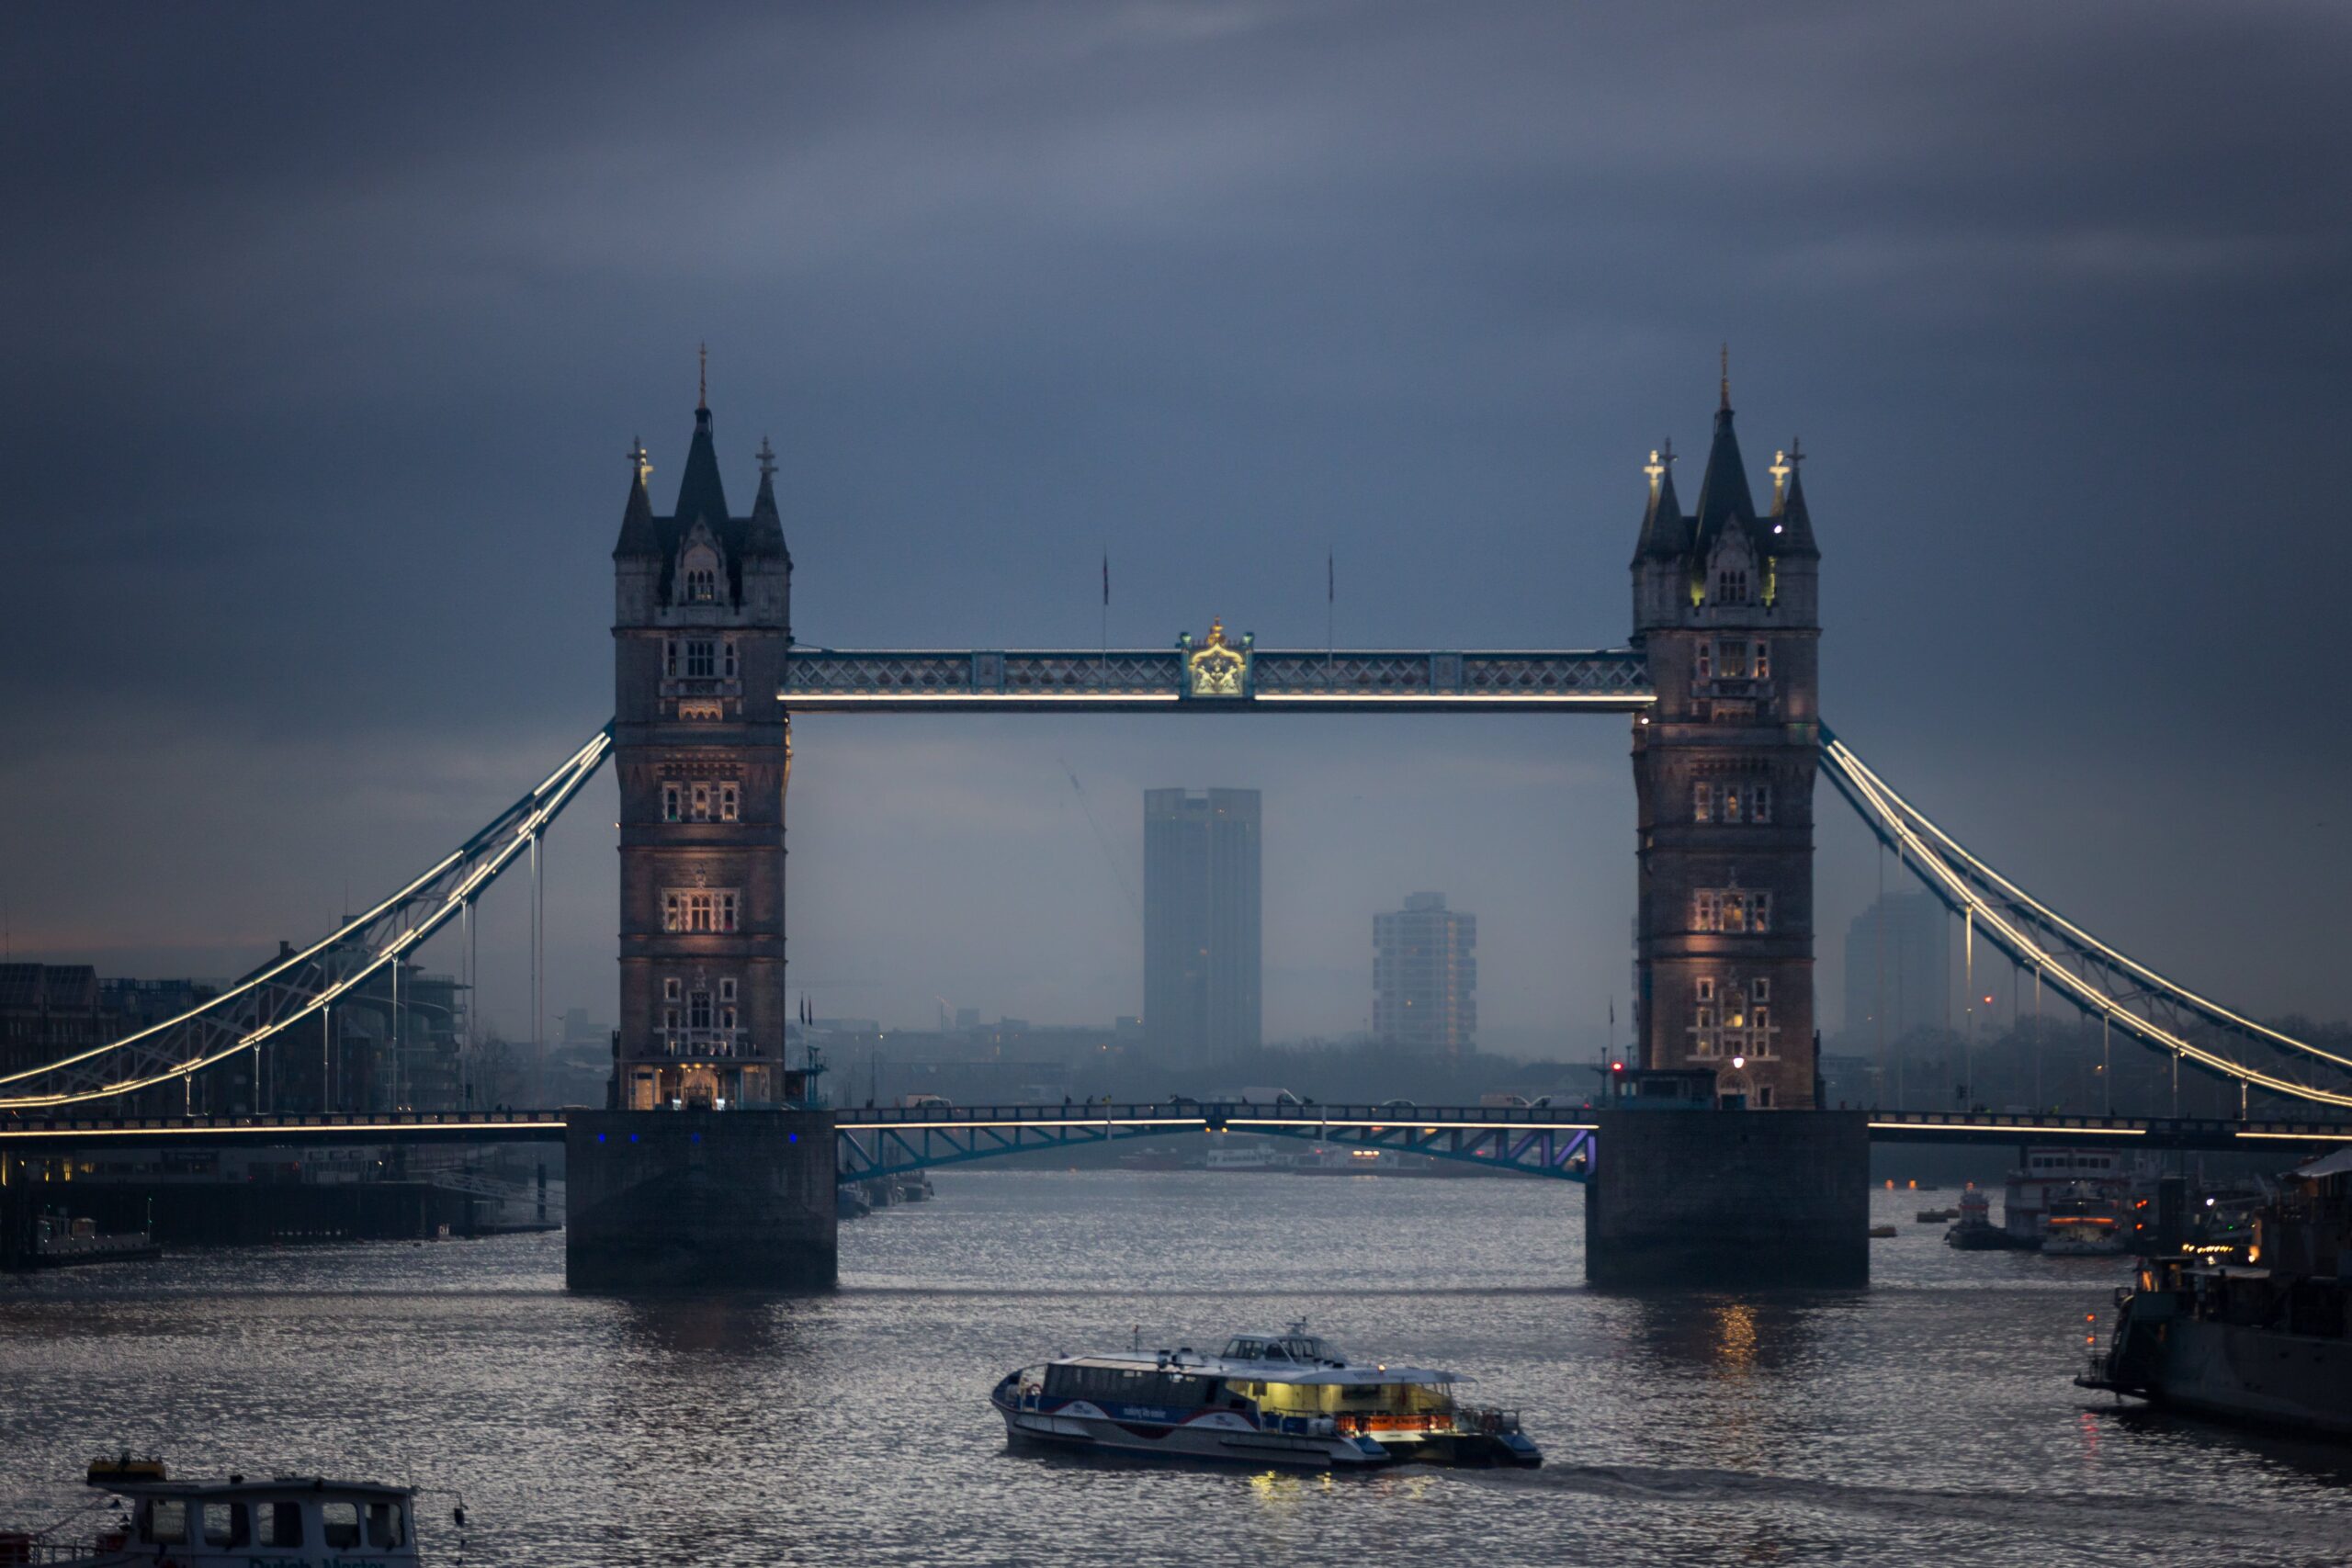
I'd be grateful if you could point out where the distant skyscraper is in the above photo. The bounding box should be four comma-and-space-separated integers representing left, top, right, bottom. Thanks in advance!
1842, 891, 1951, 1045
1374, 893, 1477, 1057
1143, 788, 1261, 1068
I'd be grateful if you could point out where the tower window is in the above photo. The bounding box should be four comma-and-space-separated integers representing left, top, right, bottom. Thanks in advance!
1722, 784, 1744, 823
1693, 890, 1771, 933
1692, 781, 1713, 823
1751, 977, 1770, 1004
718, 977, 737, 1003
684, 640, 718, 679
1752, 783, 1773, 823
1752, 640, 1770, 680
719, 783, 740, 821
662, 889, 741, 934
1714, 570, 1750, 605
663, 977, 682, 1002
723, 639, 739, 679
681, 545, 720, 604
662, 784, 683, 822
1715, 639, 1750, 680
1695, 642, 1712, 680
688, 988, 714, 1030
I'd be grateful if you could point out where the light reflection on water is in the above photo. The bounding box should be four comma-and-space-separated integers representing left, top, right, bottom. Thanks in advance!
2, 1173, 2348, 1567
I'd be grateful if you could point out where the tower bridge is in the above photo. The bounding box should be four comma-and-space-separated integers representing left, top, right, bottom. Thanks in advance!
6, 374, 2348, 1289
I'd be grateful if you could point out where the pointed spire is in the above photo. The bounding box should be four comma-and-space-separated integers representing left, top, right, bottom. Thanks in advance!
1719, 342, 1730, 412
698, 342, 708, 412
1770, 437, 1818, 558
613, 436, 659, 558
1634, 437, 1689, 560
745, 434, 788, 559
673, 392, 729, 529
1690, 386, 1758, 557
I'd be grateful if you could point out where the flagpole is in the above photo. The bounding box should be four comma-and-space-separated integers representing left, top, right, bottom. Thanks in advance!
1325, 548, 1334, 671
1101, 551, 1109, 669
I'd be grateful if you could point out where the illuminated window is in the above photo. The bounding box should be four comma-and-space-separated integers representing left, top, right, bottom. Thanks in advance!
682, 546, 719, 604
678, 699, 723, 721
1692, 781, 1713, 822
719, 783, 740, 821
1752, 640, 1770, 680
1722, 784, 1744, 823
690, 782, 711, 819
1694, 890, 1771, 933
1715, 639, 1749, 679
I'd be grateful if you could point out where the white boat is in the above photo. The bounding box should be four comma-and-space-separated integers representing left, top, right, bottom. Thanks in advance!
991, 1323, 1541, 1469
1, 1457, 441, 1565
1202, 1144, 1290, 1172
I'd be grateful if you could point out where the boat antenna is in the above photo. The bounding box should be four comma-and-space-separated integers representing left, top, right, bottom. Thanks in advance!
1132, 1324, 1141, 1352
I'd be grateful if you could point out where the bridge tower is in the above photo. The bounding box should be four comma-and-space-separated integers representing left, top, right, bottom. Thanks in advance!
1628, 375, 1821, 1109
610, 389, 794, 1111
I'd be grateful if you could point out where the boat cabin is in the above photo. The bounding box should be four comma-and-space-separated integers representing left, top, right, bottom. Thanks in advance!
29, 1462, 425, 1566
1221, 1333, 1342, 1365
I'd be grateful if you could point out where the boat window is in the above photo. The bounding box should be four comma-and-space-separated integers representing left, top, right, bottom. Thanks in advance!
255, 1501, 304, 1546
1042, 1364, 1212, 1407
322, 1500, 361, 1549
1223, 1337, 1265, 1359
146, 1500, 188, 1545
368, 1500, 407, 1548
203, 1501, 247, 1547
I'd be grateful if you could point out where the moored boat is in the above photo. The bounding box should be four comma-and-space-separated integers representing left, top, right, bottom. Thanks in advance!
0, 1457, 442, 1565
2078, 1148, 2352, 1438
992, 1323, 1540, 1469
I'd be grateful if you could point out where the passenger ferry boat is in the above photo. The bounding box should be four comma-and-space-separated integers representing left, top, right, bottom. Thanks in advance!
991, 1324, 1541, 1469
0, 1457, 438, 1565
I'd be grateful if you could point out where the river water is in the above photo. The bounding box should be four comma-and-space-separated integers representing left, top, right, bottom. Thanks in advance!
3, 1173, 2348, 1566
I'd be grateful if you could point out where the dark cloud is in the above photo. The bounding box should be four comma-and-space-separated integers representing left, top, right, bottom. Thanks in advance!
3, 1, 2347, 1045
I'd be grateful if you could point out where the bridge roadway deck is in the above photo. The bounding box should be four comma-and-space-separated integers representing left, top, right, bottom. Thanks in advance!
4, 1105, 2351, 1157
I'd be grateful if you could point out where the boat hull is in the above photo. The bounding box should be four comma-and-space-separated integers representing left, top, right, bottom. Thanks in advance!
2088, 1317, 2352, 1439
991, 1392, 1539, 1469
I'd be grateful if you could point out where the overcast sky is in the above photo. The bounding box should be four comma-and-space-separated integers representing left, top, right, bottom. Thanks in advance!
4, 1, 2348, 1054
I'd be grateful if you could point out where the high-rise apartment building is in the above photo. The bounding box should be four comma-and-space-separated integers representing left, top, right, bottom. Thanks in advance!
1841, 890, 1951, 1046
1373, 893, 1477, 1057
1143, 788, 1261, 1068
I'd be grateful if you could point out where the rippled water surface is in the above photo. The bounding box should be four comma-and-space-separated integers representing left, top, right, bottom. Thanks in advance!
5, 1174, 2349, 1566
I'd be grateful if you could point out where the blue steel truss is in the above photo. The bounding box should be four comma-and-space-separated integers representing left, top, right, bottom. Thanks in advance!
832, 1103, 1597, 1183
782, 648, 1652, 713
